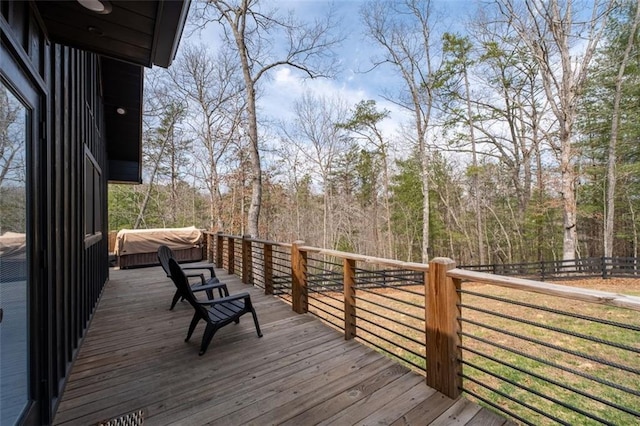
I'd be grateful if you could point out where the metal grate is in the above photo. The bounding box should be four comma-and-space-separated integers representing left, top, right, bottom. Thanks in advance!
96, 409, 145, 426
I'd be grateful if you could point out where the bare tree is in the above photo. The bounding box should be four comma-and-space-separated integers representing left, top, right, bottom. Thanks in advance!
0, 88, 23, 188
464, 11, 553, 261
134, 99, 187, 229
170, 43, 244, 231
280, 92, 351, 249
195, 0, 343, 237
362, 0, 442, 262
495, 0, 615, 260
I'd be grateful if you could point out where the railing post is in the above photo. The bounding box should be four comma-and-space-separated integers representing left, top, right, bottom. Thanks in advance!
228, 236, 235, 275
426, 257, 462, 399
264, 243, 273, 295
216, 232, 223, 268
601, 256, 607, 279
343, 258, 356, 340
207, 232, 215, 263
291, 240, 308, 314
242, 235, 252, 284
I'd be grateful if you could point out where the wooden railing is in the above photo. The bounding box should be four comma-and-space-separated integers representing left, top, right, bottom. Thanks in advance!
461, 256, 640, 280
203, 232, 640, 424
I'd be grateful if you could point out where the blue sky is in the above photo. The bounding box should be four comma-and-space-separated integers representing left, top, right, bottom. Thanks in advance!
183, 0, 476, 146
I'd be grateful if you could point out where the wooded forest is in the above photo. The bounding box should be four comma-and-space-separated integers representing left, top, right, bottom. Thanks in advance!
107, 0, 640, 265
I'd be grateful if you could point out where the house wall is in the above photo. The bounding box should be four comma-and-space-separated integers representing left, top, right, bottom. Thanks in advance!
1, 2, 108, 424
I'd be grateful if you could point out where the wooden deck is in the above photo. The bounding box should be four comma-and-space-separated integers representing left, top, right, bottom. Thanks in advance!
53, 266, 509, 425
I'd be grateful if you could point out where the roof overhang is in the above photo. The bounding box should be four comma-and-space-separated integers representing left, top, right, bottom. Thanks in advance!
34, 0, 191, 183
101, 58, 143, 183
35, 0, 190, 67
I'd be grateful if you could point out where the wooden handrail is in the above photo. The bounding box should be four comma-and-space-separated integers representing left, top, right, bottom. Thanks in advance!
202, 231, 292, 249
449, 268, 640, 312
297, 246, 430, 272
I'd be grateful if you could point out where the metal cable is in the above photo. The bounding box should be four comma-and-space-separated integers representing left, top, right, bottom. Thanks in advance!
354, 267, 422, 284
460, 289, 640, 332
353, 293, 424, 322
461, 373, 568, 425
356, 286, 424, 309
355, 277, 421, 290
460, 344, 640, 418
461, 361, 615, 425
307, 287, 344, 303
355, 274, 420, 288
307, 276, 343, 289
356, 303, 424, 333
354, 314, 424, 348
354, 278, 424, 296
308, 301, 344, 329
459, 331, 640, 397
355, 334, 425, 372
460, 317, 640, 375
462, 388, 534, 426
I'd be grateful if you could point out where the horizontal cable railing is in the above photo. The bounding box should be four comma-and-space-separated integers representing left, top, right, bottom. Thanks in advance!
204, 232, 640, 425
306, 253, 345, 331
459, 287, 640, 425
271, 244, 292, 296
352, 265, 426, 373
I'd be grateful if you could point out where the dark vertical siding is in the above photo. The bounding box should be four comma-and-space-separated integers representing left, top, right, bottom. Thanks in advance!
47, 46, 110, 418
1, 4, 110, 423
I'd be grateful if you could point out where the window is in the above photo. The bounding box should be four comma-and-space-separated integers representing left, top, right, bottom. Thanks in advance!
84, 148, 102, 243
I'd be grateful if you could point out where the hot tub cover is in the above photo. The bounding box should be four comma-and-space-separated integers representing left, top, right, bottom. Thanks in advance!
115, 226, 203, 256
0, 232, 26, 257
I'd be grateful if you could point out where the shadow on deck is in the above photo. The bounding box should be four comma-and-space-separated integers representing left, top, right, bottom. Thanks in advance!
53, 266, 508, 425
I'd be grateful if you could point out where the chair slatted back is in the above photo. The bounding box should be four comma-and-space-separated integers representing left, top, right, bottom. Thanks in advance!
168, 258, 209, 319
157, 245, 172, 277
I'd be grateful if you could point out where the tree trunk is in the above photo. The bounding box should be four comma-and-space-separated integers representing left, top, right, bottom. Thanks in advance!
604, 3, 640, 258
463, 65, 484, 264
243, 80, 262, 238
560, 128, 577, 261
421, 146, 430, 262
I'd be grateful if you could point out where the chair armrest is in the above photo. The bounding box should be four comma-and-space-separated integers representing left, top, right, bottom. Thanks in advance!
197, 292, 250, 305
185, 273, 206, 285
181, 264, 215, 278
191, 281, 228, 293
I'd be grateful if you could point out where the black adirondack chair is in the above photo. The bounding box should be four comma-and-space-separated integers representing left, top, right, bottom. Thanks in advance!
168, 258, 263, 355
158, 245, 229, 310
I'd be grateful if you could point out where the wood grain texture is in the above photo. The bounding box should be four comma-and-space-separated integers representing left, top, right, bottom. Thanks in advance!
343, 258, 357, 339
291, 241, 308, 314
449, 268, 640, 311
427, 258, 462, 399
53, 266, 500, 425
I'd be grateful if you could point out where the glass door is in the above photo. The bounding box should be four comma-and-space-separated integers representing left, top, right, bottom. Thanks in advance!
0, 77, 30, 425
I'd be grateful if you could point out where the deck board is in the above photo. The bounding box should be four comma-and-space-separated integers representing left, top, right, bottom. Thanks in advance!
53, 266, 504, 425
